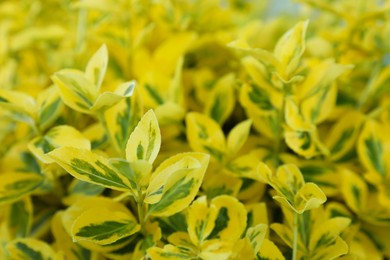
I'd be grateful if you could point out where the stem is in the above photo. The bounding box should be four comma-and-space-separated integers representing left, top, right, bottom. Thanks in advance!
273, 89, 287, 167
137, 190, 146, 232
292, 211, 299, 260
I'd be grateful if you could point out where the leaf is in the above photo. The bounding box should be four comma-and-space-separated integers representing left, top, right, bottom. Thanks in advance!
0, 88, 36, 126
90, 80, 136, 112
341, 170, 367, 214
85, 44, 108, 90
0, 172, 43, 205
205, 73, 236, 125
226, 150, 262, 181
71, 208, 140, 245
36, 86, 63, 131
51, 69, 98, 114
257, 239, 285, 260
185, 112, 226, 162
309, 217, 351, 251
208, 195, 247, 242
6, 238, 57, 260
105, 89, 143, 153
147, 244, 193, 259
325, 111, 364, 162
285, 129, 318, 159
357, 120, 389, 178
6, 197, 33, 239
28, 125, 91, 164
51, 212, 92, 260
48, 147, 132, 191
293, 183, 327, 213
312, 236, 349, 260
187, 196, 218, 246
64, 179, 105, 205
273, 20, 309, 78
126, 109, 161, 164
226, 119, 252, 156
246, 224, 267, 254
146, 153, 210, 217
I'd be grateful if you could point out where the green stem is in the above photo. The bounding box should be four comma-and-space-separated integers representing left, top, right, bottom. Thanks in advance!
137, 190, 146, 233
273, 91, 287, 167
292, 211, 299, 260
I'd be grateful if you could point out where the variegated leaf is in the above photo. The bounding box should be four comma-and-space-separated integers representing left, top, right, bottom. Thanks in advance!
105, 89, 143, 153
226, 119, 252, 156
205, 73, 236, 125
6, 238, 57, 260
186, 112, 226, 162
341, 169, 367, 214
0, 88, 36, 126
48, 147, 132, 191
146, 153, 210, 217
85, 44, 108, 90
126, 109, 161, 164
207, 195, 247, 242
246, 224, 267, 254
187, 196, 218, 246
28, 125, 91, 164
71, 208, 140, 245
90, 80, 136, 112
6, 197, 33, 239
36, 86, 63, 131
357, 120, 389, 178
0, 172, 43, 205
274, 20, 309, 78
51, 69, 98, 114
257, 239, 285, 260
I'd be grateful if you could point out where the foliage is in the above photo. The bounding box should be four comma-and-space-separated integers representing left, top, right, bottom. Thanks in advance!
1, 0, 390, 259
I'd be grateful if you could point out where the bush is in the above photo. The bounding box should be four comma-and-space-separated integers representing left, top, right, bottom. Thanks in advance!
1, 0, 390, 259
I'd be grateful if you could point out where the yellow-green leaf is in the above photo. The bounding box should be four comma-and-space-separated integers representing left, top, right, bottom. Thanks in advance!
36, 86, 63, 131
294, 183, 327, 213
48, 147, 132, 191
341, 169, 367, 214
90, 80, 136, 112
186, 112, 226, 162
0, 172, 43, 205
126, 109, 161, 164
357, 120, 389, 178
187, 196, 218, 246
6, 238, 56, 260
0, 89, 36, 126
6, 197, 33, 239
205, 73, 236, 125
273, 20, 309, 78
51, 69, 98, 114
147, 244, 192, 259
208, 195, 247, 242
28, 125, 91, 164
246, 224, 267, 254
146, 153, 210, 217
85, 44, 108, 90
226, 119, 252, 156
71, 208, 140, 245
257, 239, 285, 260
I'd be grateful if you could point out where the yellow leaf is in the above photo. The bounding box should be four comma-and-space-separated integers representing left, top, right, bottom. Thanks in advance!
7, 238, 56, 260
146, 153, 209, 217
226, 119, 252, 156
205, 73, 236, 125
85, 44, 108, 90
341, 169, 367, 214
187, 196, 218, 246
273, 20, 309, 78
71, 208, 140, 245
185, 112, 226, 162
126, 109, 161, 164
28, 125, 91, 164
51, 69, 98, 114
48, 147, 132, 191
257, 239, 285, 260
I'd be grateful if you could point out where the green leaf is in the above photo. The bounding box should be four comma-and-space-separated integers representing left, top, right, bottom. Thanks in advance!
7, 197, 33, 238
6, 238, 56, 260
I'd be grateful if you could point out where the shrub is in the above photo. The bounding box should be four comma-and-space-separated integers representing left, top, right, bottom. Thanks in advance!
1, 0, 390, 259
